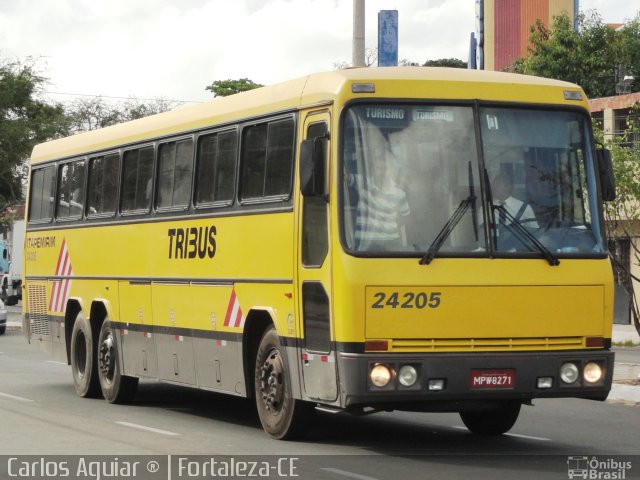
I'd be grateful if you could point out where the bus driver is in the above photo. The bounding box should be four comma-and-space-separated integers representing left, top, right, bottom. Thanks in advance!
491, 172, 538, 228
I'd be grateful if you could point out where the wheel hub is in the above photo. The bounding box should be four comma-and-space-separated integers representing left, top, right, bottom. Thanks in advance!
259, 350, 284, 413
99, 332, 115, 382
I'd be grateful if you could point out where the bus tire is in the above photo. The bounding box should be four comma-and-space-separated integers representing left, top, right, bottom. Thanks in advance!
0, 325, 5, 335
70, 313, 101, 398
97, 320, 138, 403
254, 326, 314, 440
459, 400, 521, 435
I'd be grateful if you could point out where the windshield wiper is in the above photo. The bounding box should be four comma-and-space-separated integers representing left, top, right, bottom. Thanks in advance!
421, 162, 477, 266
493, 204, 560, 266
419, 195, 475, 265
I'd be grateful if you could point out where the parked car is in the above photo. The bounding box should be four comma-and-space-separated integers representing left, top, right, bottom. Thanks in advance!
0, 298, 6, 335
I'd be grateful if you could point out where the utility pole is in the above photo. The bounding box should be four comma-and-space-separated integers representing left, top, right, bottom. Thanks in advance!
352, 0, 365, 67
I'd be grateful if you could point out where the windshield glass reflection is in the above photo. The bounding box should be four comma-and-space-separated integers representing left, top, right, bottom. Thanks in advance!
341, 104, 604, 257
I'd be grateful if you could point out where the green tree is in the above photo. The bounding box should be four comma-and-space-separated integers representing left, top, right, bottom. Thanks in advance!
67, 96, 179, 133
399, 58, 467, 68
205, 78, 263, 97
617, 17, 640, 88
510, 12, 640, 98
0, 59, 69, 206
423, 58, 467, 68
122, 97, 178, 121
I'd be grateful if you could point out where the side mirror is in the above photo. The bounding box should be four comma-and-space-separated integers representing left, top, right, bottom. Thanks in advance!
595, 147, 616, 202
300, 136, 327, 197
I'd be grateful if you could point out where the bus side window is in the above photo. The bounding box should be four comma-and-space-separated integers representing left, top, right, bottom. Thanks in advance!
121, 146, 154, 213
87, 153, 119, 217
28, 166, 56, 223
157, 138, 194, 210
241, 124, 268, 199
56, 160, 86, 220
195, 130, 238, 207
265, 119, 295, 197
240, 117, 294, 201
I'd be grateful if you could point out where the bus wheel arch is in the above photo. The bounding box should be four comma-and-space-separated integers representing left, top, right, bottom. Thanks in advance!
242, 309, 274, 400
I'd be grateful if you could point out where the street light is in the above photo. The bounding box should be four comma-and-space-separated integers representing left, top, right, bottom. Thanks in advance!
616, 73, 635, 95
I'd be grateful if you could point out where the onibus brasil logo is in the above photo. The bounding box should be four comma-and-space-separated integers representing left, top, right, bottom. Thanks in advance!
567, 456, 632, 479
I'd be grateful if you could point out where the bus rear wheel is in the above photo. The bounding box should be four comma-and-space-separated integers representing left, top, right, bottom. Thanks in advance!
97, 320, 138, 403
70, 313, 101, 398
254, 326, 314, 440
459, 400, 521, 435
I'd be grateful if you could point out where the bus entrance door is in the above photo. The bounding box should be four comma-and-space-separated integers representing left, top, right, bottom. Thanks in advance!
297, 112, 338, 402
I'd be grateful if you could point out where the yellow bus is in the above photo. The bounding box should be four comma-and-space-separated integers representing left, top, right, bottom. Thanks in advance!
23, 67, 616, 439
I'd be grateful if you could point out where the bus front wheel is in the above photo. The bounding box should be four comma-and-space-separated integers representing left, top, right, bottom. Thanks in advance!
459, 400, 521, 435
70, 313, 101, 398
97, 320, 138, 403
254, 326, 314, 439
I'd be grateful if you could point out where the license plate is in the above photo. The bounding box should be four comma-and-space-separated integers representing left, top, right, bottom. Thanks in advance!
469, 369, 515, 389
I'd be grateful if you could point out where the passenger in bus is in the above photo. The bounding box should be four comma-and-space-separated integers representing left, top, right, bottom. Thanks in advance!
491, 173, 538, 228
347, 149, 410, 251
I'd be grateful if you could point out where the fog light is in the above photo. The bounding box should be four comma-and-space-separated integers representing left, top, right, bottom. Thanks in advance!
584, 362, 603, 384
537, 377, 553, 389
428, 379, 445, 391
398, 365, 418, 387
370, 363, 394, 387
560, 363, 579, 384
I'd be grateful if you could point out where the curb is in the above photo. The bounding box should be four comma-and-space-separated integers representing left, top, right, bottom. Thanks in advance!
609, 383, 640, 404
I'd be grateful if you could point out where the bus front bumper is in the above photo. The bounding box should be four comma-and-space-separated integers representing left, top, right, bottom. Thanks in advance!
337, 350, 614, 410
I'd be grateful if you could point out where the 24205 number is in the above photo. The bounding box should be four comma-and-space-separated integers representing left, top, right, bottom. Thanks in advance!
371, 291, 441, 309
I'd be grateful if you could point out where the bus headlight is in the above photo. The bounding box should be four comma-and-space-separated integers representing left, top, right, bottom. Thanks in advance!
583, 362, 603, 384
398, 365, 418, 387
370, 363, 394, 387
560, 363, 579, 384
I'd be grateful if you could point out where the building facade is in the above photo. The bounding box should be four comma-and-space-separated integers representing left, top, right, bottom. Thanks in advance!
476, 0, 577, 71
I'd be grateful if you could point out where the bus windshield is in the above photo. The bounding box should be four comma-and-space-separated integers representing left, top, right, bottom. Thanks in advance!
341, 104, 605, 257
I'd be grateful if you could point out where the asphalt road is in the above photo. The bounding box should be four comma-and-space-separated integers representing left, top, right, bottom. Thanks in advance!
0, 329, 639, 480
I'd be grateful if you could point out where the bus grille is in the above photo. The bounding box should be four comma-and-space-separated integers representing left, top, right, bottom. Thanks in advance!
390, 337, 585, 352
27, 284, 50, 336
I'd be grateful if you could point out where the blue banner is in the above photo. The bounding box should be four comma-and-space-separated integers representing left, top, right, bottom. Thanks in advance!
378, 10, 398, 67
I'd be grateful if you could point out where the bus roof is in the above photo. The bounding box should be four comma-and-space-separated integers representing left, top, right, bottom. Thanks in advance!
30, 67, 586, 164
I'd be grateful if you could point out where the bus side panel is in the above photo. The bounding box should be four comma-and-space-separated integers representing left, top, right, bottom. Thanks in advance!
118, 281, 156, 378
151, 283, 197, 384
184, 284, 245, 395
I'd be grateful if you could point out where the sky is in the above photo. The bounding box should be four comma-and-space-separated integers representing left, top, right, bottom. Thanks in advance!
0, 0, 638, 106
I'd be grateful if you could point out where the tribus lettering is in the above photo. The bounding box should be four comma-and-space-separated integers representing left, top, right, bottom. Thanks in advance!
168, 226, 217, 259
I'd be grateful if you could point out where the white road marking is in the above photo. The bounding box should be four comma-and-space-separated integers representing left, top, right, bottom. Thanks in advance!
0, 391, 34, 402
46, 361, 67, 365
504, 432, 551, 441
452, 426, 550, 441
115, 421, 180, 436
321, 467, 381, 480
